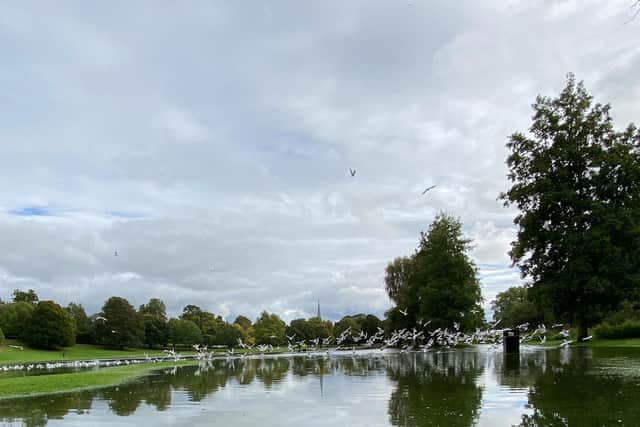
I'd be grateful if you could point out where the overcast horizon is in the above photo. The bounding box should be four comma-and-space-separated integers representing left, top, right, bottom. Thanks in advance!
0, 1, 638, 322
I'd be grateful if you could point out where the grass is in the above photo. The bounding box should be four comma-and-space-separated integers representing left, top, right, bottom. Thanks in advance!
0, 360, 198, 400
0, 339, 180, 365
529, 337, 640, 348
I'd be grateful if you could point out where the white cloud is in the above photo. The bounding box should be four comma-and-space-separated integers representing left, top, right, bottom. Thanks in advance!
0, 0, 637, 321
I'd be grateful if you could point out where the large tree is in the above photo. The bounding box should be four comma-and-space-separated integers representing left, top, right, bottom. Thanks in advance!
24, 301, 75, 349
501, 74, 640, 339
384, 213, 483, 332
97, 297, 144, 349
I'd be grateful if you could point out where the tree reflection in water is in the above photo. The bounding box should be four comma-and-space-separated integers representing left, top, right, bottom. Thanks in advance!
1, 348, 640, 426
386, 351, 484, 427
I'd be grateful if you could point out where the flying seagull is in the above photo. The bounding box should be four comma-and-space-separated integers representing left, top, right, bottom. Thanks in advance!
114, 251, 119, 256
349, 168, 356, 177
421, 185, 437, 195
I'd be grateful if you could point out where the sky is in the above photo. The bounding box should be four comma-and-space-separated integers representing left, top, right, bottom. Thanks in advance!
0, 0, 639, 322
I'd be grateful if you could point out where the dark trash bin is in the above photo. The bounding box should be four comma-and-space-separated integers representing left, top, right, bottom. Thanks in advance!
503, 329, 520, 354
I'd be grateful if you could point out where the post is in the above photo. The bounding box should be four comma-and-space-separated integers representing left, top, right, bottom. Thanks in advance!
503, 328, 520, 354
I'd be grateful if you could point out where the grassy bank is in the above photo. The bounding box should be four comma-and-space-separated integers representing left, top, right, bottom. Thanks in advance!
0, 340, 180, 365
530, 337, 640, 348
0, 360, 197, 400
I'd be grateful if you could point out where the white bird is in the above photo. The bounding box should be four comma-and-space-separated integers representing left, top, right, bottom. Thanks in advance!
286, 333, 296, 342
581, 335, 593, 342
399, 308, 408, 316
559, 339, 573, 348
96, 316, 107, 322
9, 345, 23, 351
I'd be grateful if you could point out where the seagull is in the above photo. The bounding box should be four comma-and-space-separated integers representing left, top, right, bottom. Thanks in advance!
114, 251, 119, 256
96, 316, 107, 322
399, 308, 408, 316
421, 185, 437, 195
349, 168, 356, 177
9, 345, 23, 351
581, 335, 593, 342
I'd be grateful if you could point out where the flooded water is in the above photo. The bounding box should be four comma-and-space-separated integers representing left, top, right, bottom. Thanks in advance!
1, 346, 640, 426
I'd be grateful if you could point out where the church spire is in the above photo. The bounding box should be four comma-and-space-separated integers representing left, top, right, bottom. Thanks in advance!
316, 298, 321, 320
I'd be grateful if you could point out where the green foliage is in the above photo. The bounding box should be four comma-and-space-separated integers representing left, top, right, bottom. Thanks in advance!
138, 298, 168, 348
253, 311, 286, 345
333, 316, 361, 343
12, 289, 39, 304
168, 318, 201, 346
97, 297, 144, 350
233, 315, 252, 330
142, 315, 169, 348
593, 320, 640, 339
491, 286, 542, 327
138, 298, 167, 319
286, 318, 313, 341
211, 323, 242, 347
24, 301, 75, 349
66, 303, 94, 344
384, 213, 483, 332
0, 327, 4, 345
0, 301, 35, 339
501, 74, 640, 339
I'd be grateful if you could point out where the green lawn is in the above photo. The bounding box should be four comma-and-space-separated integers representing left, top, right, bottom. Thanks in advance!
0, 340, 189, 365
0, 360, 197, 399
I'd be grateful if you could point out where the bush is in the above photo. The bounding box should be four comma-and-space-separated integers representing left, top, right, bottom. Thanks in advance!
24, 301, 75, 349
593, 320, 640, 339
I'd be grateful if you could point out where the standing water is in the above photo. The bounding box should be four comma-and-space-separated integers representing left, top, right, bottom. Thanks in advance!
1, 346, 639, 426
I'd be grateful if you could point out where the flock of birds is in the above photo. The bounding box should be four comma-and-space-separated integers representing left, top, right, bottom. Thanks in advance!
1, 316, 590, 373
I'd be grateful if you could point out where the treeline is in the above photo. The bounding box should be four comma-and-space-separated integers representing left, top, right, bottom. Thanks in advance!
0, 289, 382, 350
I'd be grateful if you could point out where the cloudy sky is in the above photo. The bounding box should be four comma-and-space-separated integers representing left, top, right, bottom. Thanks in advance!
0, 0, 638, 322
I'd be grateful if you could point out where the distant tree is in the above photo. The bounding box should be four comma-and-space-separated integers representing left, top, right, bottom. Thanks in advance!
233, 315, 255, 345
233, 315, 252, 331
168, 318, 201, 346
139, 298, 168, 348
0, 327, 4, 345
0, 302, 35, 339
501, 74, 640, 340
139, 298, 167, 319
287, 318, 312, 342
212, 323, 243, 348
142, 315, 169, 348
307, 317, 333, 340
253, 311, 286, 345
66, 303, 94, 344
24, 301, 75, 349
333, 316, 361, 343
491, 287, 542, 328
12, 289, 39, 305
360, 314, 383, 337
97, 297, 144, 350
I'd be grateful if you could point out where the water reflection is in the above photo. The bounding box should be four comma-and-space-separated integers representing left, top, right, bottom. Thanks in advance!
1, 347, 640, 426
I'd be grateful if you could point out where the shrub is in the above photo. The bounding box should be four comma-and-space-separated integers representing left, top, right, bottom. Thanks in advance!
593, 320, 640, 339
